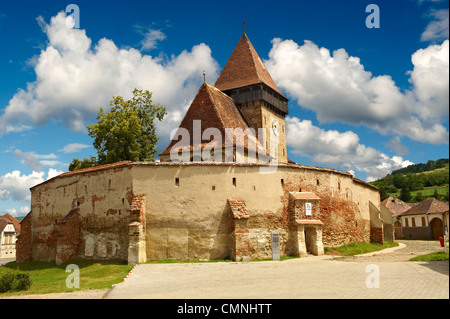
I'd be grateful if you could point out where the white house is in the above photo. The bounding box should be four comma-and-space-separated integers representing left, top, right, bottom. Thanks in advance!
0, 214, 21, 259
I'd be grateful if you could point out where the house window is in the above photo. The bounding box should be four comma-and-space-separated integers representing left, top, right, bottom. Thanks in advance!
421, 217, 426, 227
405, 218, 409, 227
412, 218, 416, 227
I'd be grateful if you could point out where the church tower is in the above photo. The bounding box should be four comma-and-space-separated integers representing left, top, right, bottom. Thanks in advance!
215, 32, 289, 163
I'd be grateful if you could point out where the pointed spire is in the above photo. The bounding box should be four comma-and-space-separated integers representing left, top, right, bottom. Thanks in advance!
215, 33, 286, 99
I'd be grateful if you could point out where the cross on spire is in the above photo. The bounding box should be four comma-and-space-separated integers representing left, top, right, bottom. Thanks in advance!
243, 21, 246, 34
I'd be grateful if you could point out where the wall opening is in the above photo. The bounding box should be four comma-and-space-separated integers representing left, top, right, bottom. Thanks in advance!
233, 177, 236, 187
175, 178, 180, 187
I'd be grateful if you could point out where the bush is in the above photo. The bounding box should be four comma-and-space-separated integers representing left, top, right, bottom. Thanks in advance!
13, 272, 32, 291
0, 272, 15, 293
0, 271, 32, 293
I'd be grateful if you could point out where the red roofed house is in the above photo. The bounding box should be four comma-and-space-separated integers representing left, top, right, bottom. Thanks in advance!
399, 198, 449, 240
381, 196, 414, 238
0, 214, 21, 259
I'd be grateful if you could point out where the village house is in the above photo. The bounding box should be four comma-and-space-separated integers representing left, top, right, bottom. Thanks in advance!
399, 198, 449, 240
0, 214, 21, 259
381, 196, 414, 239
16, 32, 391, 265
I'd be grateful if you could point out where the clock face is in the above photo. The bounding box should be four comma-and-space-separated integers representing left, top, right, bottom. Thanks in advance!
272, 119, 279, 136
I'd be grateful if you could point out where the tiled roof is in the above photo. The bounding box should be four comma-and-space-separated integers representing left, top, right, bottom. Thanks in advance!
296, 219, 324, 225
290, 192, 321, 201
58, 161, 133, 178
0, 213, 21, 234
215, 33, 287, 100
228, 199, 249, 219
381, 196, 413, 216
400, 198, 449, 216
130, 194, 146, 212
160, 82, 266, 157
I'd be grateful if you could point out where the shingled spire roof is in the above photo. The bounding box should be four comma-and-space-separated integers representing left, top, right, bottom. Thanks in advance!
160, 82, 266, 157
215, 33, 287, 100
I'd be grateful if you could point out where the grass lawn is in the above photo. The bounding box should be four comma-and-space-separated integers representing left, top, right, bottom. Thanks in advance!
0, 259, 133, 296
325, 241, 399, 256
409, 250, 449, 261
388, 185, 449, 198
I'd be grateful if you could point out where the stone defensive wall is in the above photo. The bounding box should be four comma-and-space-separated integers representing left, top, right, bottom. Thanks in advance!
16, 161, 383, 265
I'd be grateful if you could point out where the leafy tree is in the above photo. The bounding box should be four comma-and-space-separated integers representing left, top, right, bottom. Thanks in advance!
414, 192, 425, 203
69, 89, 167, 171
399, 182, 412, 203
68, 156, 97, 171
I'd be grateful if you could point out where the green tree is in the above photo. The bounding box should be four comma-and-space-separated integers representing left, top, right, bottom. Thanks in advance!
414, 192, 425, 203
68, 156, 97, 171
400, 183, 412, 203
69, 89, 167, 171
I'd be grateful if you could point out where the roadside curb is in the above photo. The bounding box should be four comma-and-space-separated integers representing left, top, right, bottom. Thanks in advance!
355, 243, 406, 257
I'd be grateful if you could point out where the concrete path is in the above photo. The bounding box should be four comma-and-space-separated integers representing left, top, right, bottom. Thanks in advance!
105, 254, 448, 299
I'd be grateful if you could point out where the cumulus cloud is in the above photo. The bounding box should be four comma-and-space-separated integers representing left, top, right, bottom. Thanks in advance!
58, 143, 91, 153
47, 168, 64, 180
0, 170, 45, 202
421, 9, 449, 42
265, 38, 449, 145
286, 117, 413, 181
3, 206, 29, 217
0, 12, 220, 147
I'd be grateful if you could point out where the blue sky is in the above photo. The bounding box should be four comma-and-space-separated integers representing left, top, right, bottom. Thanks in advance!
0, 0, 448, 217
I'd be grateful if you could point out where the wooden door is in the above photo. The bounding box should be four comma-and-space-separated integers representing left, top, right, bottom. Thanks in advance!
430, 218, 443, 240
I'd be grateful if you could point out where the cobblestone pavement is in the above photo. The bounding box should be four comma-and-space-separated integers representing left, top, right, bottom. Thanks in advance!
2, 240, 448, 299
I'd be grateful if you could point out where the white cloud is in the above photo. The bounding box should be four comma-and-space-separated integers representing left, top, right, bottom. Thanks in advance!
136, 26, 167, 51
3, 206, 29, 217
0, 170, 45, 202
286, 117, 413, 181
0, 12, 220, 145
421, 9, 449, 42
47, 168, 64, 180
58, 143, 91, 153
13, 149, 60, 171
265, 38, 449, 145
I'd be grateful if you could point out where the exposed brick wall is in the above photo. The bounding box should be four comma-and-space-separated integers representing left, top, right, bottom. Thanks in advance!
16, 212, 32, 263
281, 178, 370, 247
370, 227, 384, 244
56, 208, 80, 265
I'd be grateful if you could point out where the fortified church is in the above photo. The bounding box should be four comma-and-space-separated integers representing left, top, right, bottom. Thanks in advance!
16, 33, 393, 265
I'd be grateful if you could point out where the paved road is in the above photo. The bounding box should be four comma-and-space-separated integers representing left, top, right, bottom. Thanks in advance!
105, 240, 448, 299
2, 240, 448, 299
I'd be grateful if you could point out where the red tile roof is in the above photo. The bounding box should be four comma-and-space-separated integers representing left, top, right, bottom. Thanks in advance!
381, 196, 413, 216
290, 192, 321, 201
0, 213, 21, 234
400, 198, 449, 216
215, 33, 287, 100
160, 82, 266, 157
228, 199, 249, 219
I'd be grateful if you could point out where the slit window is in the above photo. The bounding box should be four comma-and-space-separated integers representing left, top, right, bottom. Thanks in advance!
232, 178, 236, 187
175, 178, 180, 187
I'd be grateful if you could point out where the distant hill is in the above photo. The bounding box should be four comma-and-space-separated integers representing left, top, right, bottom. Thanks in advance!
370, 158, 449, 203
391, 158, 448, 175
